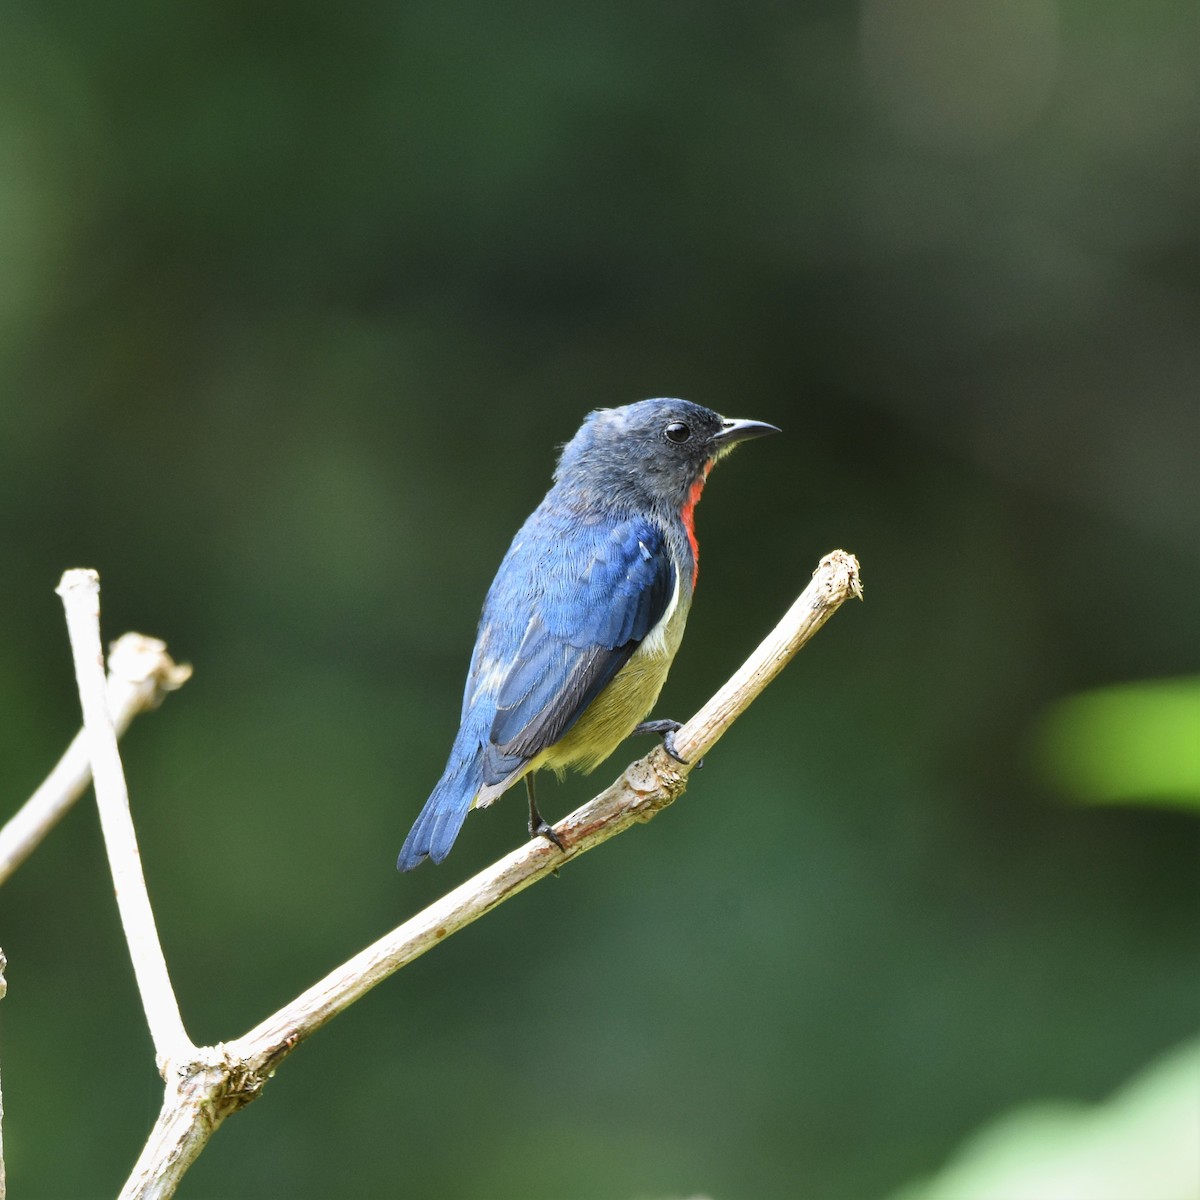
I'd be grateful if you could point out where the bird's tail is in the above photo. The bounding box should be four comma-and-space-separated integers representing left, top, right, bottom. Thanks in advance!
396, 752, 481, 871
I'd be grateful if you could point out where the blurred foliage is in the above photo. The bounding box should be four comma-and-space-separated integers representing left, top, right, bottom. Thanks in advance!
1, 0, 1197, 1197
1036, 678, 1200, 808
890, 1036, 1200, 1200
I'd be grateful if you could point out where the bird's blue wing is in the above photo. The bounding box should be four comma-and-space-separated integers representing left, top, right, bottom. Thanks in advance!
482, 516, 675, 774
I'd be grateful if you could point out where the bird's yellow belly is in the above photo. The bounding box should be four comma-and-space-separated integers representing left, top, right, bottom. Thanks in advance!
541, 596, 689, 775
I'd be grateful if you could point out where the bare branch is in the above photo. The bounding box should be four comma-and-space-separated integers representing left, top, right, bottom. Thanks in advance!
120, 1048, 240, 1200
234, 549, 863, 1069
117, 550, 862, 1199
0, 634, 191, 886
671, 548, 863, 764
56, 570, 195, 1072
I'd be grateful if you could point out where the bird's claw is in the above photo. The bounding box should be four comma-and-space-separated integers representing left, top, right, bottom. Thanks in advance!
662, 730, 704, 769
634, 719, 703, 769
529, 817, 565, 853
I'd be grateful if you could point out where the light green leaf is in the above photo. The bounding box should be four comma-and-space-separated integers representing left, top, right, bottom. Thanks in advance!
1035, 678, 1200, 809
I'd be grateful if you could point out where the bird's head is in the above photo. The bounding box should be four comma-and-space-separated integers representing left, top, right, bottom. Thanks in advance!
554, 398, 780, 512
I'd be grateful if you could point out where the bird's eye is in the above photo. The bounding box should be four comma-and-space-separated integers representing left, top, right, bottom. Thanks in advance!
664, 421, 692, 444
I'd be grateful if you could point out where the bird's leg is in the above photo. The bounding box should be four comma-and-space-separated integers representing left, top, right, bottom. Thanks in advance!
632, 718, 703, 768
526, 775, 565, 851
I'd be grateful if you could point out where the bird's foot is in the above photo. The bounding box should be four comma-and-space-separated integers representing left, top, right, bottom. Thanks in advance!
525, 775, 565, 855
632, 718, 703, 769
529, 816, 566, 852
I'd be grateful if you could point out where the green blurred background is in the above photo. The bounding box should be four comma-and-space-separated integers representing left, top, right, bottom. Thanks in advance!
1, 0, 1197, 1197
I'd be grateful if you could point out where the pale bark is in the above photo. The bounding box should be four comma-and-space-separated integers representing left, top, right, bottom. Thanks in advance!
56, 572, 195, 1072
46, 552, 862, 1200
0, 633, 191, 886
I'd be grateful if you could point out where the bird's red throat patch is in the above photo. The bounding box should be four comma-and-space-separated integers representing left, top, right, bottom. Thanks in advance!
679, 460, 713, 586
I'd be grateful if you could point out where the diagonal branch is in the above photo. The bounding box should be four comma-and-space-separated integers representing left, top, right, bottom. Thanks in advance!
118, 550, 862, 1200
234, 548, 863, 1066
56, 570, 195, 1072
0, 633, 191, 886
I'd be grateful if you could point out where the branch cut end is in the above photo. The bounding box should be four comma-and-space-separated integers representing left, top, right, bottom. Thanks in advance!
108, 634, 194, 704
815, 549, 863, 605
55, 567, 101, 599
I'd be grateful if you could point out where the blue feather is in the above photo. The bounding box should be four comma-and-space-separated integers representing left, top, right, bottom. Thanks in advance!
396, 508, 677, 870
397, 397, 778, 870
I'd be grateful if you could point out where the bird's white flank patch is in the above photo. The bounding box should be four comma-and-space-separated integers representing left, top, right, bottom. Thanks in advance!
640, 572, 683, 658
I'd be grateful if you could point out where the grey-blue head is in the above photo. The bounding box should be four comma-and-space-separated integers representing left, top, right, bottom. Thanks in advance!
553, 398, 779, 512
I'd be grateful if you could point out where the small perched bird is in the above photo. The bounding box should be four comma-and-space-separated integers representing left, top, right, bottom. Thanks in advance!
397, 398, 779, 870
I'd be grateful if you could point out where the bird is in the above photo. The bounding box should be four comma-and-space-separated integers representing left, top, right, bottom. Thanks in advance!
397, 398, 779, 870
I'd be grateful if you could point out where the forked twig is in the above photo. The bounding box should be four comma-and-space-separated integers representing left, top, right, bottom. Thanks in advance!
0, 634, 191, 886
56, 571, 195, 1072
49, 553, 862, 1200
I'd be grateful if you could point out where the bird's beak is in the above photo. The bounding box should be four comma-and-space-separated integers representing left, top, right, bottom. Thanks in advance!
712, 417, 782, 449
